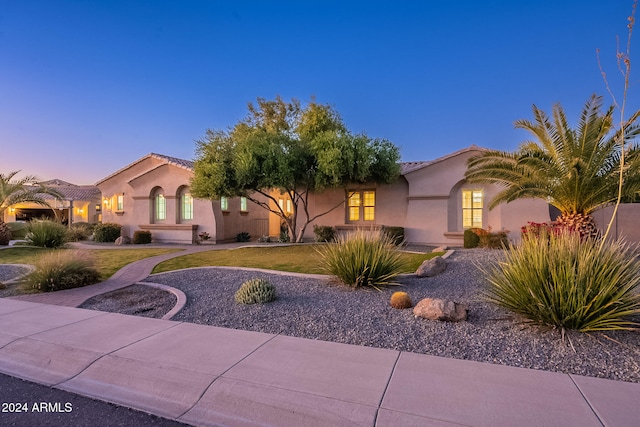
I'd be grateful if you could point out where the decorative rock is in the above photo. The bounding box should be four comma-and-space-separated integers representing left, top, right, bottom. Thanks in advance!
114, 236, 131, 245
413, 298, 468, 322
432, 245, 448, 253
416, 256, 447, 277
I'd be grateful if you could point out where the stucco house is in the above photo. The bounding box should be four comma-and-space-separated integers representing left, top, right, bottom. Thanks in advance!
96, 146, 556, 245
306, 145, 551, 245
95, 153, 270, 244
2, 179, 101, 225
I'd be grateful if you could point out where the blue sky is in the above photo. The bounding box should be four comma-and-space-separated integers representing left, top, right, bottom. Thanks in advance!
1, 0, 638, 184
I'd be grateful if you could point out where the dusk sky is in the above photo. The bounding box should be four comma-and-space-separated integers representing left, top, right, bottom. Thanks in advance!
1, 1, 638, 184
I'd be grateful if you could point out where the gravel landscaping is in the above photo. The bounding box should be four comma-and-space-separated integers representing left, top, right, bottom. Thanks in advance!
80, 248, 640, 384
4, 249, 640, 383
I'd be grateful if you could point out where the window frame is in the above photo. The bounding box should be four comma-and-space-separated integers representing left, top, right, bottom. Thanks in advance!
181, 191, 193, 221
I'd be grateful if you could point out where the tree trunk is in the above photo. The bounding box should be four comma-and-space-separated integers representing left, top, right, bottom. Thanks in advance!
0, 217, 11, 246
556, 212, 600, 239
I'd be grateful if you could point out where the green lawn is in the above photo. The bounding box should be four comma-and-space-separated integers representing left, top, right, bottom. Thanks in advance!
0, 247, 180, 280
153, 245, 443, 275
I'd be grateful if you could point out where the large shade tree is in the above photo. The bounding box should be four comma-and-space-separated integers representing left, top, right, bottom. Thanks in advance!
191, 97, 401, 242
0, 171, 63, 245
464, 95, 640, 237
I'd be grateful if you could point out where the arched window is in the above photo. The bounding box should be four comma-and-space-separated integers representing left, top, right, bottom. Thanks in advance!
152, 187, 166, 222
179, 187, 193, 221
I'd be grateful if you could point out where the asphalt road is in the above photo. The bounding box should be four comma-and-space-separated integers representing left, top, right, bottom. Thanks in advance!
0, 373, 187, 427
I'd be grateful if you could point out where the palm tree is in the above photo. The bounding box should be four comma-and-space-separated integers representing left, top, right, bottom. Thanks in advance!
465, 95, 640, 238
0, 171, 63, 245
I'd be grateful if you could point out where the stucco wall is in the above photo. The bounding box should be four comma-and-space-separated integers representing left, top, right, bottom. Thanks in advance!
592, 204, 640, 242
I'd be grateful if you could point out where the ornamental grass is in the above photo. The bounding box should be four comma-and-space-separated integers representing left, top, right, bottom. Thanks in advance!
317, 229, 406, 290
22, 250, 100, 292
482, 231, 640, 332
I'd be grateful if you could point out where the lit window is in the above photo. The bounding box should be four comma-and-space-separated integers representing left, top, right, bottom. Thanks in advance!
240, 197, 248, 212
155, 193, 166, 221
116, 195, 124, 211
462, 190, 483, 228
220, 196, 228, 211
286, 199, 292, 214
181, 192, 193, 221
347, 190, 375, 222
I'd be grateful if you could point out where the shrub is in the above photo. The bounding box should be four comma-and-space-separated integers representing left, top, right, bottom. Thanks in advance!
66, 223, 93, 242
7, 221, 29, 239
317, 229, 405, 290
133, 230, 152, 244
479, 230, 509, 249
22, 250, 100, 292
258, 235, 271, 243
381, 226, 405, 246
235, 278, 277, 304
0, 221, 11, 245
236, 231, 251, 242
25, 220, 68, 248
313, 225, 335, 242
390, 291, 413, 309
94, 223, 122, 242
481, 232, 640, 332
463, 229, 480, 248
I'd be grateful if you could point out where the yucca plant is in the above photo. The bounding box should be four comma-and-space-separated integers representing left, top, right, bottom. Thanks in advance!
22, 250, 100, 292
317, 229, 406, 290
482, 231, 640, 332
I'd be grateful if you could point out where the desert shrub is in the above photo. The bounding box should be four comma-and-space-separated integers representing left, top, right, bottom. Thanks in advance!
0, 221, 11, 245
66, 223, 93, 242
479, 230, 509, 249
235, 278, 277, 304
463, 229, 480, 248
317, 229, 405, 290
258, 235, 271, 243
313, 225, 335, 242
381, 226, 405, 245
390, 291, 413, 309
482, 231, 640, 332
22, 250, 100, 292
133, 230, 152, 244
7, 221, 29, 239
236, 231, 251, 242
25, 220, 68, 248
93, 223, 122, 242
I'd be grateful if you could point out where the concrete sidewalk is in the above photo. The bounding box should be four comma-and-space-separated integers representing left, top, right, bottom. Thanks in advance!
0, 298, 638, 427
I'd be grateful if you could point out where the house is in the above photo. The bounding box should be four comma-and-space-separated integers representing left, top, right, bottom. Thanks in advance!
3, 179, 101, 225
96, 147, 556, 245
305, 145, 551, 245
95, 153, 270, 244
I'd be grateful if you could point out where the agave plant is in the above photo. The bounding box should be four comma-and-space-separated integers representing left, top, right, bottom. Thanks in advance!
465, 95, 640, 238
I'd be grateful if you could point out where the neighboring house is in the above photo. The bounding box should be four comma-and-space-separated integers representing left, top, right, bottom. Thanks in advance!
96, 153, 270, 244
305, 145, 551, 245
3, 179, 101, 225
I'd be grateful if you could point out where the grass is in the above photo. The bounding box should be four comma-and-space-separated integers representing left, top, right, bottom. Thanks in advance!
0, 247, 180, 280
153, 244, 442, 274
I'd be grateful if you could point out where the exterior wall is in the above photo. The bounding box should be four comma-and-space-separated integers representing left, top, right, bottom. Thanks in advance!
592, 204, 640, 242
2, 199, 100, 225
403, 148, 550, 245
296, 180, 408, 241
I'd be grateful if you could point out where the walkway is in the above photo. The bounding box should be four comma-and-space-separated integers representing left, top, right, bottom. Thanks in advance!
1, 243, 639, 426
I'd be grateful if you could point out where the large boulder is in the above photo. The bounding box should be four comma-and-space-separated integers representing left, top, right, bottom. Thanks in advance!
114, 236, 131, 245
416, 256, 447, 277
413, 298, 468, 322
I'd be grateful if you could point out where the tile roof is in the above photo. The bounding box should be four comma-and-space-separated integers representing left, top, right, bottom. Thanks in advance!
400, 145, 488, 175
40, 185, 101, 201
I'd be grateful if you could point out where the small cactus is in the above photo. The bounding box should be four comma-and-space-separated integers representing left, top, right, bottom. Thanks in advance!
235, 278, 277, 304
390, 291, 413, 309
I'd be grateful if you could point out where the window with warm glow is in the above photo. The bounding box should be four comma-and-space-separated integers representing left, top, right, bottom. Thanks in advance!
220, 196, 228, 211
462, 190, 483, 228
116, 195, 124, 211
347, 190, 375, 222
240, 197, 248, 212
